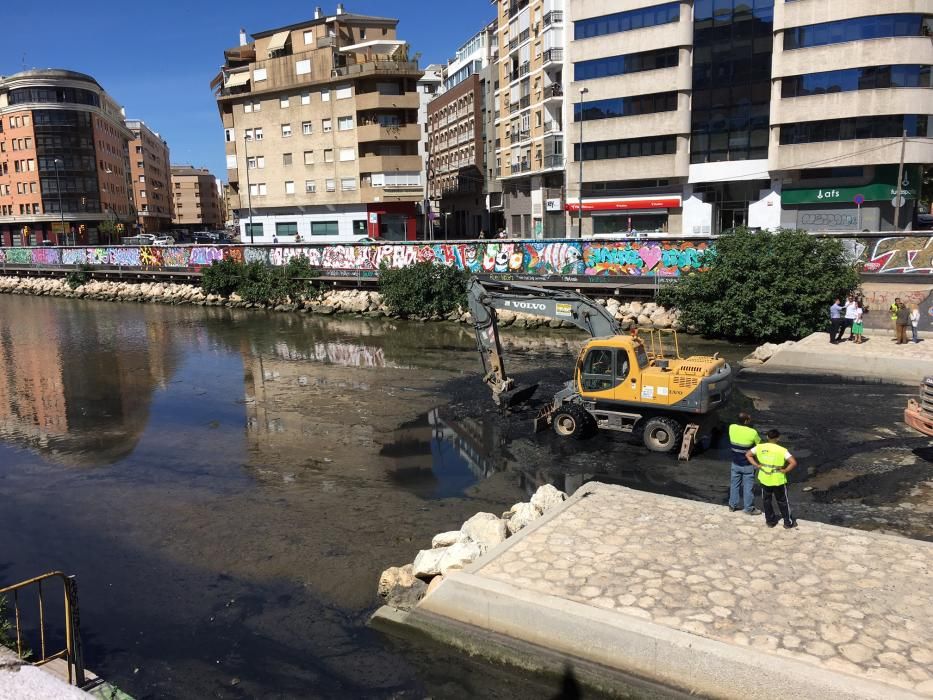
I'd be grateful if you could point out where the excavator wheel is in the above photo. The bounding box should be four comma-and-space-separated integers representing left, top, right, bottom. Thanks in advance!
641, 416, 683, 453
552, 403, 592, 440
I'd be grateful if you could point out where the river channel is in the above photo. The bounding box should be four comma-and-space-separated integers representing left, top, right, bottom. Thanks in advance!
1, 294, 930, 699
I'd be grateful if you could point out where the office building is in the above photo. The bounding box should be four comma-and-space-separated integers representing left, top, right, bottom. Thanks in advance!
171, 165, 224, 230
0, 69, 134, 246
565, 1, 933, 237
493, 0, 568, 238
426, 21, 498, 238
212, 5, 425, 242
126, 119, 172, 233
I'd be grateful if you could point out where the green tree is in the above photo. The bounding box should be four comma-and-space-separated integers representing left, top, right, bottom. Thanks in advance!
657, 228, 859, 342
201, 255, 319, 305
378, 261, 469, 317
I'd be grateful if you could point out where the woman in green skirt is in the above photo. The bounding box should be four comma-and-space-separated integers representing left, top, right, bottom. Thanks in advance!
852, 300, 865, 344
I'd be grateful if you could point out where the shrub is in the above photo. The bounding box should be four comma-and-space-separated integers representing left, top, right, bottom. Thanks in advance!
379, 261, 469, 317
200, 257, 244, 297
65, 264, 92, 290
657, 228, 860, 342
202, 255, 319, 305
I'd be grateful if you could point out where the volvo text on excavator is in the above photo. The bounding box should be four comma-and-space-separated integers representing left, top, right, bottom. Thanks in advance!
467, 278, 733, 454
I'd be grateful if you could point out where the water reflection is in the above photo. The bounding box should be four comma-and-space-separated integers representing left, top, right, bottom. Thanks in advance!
0, 296, 179, 465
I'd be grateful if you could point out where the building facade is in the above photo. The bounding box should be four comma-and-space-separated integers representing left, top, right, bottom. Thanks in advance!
171, 166, 223, 230
213, 6, 425, 243
565, 1, 933, 237
0, 69, 134, 246
494, 0, 568, 238
417, 64, 444, 236
126, 120, 172, 233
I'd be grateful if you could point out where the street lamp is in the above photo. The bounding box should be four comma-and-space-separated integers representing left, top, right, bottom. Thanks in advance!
577, 87, 588, 239
244, 134, 254, 244
53, 158, 66, 245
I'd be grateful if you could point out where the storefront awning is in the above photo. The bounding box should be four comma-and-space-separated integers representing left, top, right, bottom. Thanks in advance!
224, 71, 251, 88
565, 196, 682, 213
266, 30, 290, 52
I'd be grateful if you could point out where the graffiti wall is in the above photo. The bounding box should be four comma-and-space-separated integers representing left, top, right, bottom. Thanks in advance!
3, 235, 932, 279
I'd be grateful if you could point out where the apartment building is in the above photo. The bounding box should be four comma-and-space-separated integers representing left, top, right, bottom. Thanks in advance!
212, 5, 425, 243
565, 1, 933, 237
494, 0, 567, 238
171, 165, 223, 230
0, 69, 134, 246
127, 120, 172, 233
418, 64, 444, 236
426, 21, 498, 238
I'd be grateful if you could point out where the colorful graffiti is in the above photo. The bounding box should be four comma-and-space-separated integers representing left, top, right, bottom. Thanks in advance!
2, 236, 924, 279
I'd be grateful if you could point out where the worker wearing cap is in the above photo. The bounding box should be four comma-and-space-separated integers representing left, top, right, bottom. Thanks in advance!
746, 429, 798, 529
728, 412, 761, 515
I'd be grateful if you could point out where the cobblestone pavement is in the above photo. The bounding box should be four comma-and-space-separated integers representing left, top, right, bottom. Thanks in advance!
478, 484, 933, 696
795, 327, 933, 359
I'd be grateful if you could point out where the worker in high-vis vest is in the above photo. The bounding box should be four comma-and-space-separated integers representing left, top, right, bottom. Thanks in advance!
746, 429, 798, 529
728, 412, 761, 515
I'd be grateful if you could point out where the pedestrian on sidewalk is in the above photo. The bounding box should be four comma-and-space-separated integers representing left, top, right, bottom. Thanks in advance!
842, 295, 858, 341
911, 304, 921, 343
890, 298, 901, 337
728, 412, 762, 515
851, 299, 865, 344
896, 302, 911, 344
829, 298, 843, 344
746, 429, 798, 529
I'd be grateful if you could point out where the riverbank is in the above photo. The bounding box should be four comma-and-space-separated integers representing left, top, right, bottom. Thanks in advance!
377, 482, 933, 699
0, 274, 682, 330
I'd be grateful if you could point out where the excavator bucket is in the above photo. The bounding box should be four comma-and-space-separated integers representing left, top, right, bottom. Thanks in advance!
497, 383, 539, 410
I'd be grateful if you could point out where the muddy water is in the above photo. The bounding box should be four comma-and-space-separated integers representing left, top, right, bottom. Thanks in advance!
0, 294, 930, 699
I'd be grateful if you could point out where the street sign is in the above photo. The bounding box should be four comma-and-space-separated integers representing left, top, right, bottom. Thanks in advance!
853, 194, 865, 206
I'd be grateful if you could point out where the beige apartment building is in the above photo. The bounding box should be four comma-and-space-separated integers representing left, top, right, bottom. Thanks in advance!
0, 69, 134, 246
127, 119, 172, 233
565, 1, 933, 237
171, 166, 223, 230
493, 0, 567, 238
212, 5, 424, 242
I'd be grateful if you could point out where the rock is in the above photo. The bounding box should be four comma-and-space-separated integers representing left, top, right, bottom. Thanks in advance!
425, 575, 445, 597
438, 541, 483, 574
530, 484, 568, 514
412, 548, 447, 578
431, 530, 463, 549
504, 502, 541, 535
743, 340, 796, 364
461, 512, 507, 551
637, 314, 652, 326
629, 301, 643, 314
377, 564, 427, 610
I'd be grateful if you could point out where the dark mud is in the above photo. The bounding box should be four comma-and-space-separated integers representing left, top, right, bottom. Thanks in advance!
0, 293, 930, 699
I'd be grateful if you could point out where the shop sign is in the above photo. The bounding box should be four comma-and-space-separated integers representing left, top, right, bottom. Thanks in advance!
545, 198, 562, 212
566, 197, 681, 213
783, 165, 918, 205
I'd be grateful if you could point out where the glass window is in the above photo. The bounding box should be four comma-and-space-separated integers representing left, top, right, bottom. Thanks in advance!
276, 222, 298, 236
575, 136, 676, 162
325, 178, 336, 192
281, 123, 292, 137
784, 14, 927, 50
782, 65, 933, 98
335, 84, 352, 99
581, 348, 615, 392
574, 48, 678, 81
304, 150, 314, 165
311, 221, 339, 235
574, 2, 679, 40
575, 92, 677, 122
337, 116, 354, 131
283, 153, 292, 165
779, 114, 930, 145
323, 118, 332, 132
302, 121, 313, 135
340, 177, 356, 191
245, 223, 264, 237
295, 60, 311, 75
305, 180, 316, 193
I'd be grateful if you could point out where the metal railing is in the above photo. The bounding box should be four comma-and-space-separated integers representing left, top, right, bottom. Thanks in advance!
0, 572, 85, 687
543, 83, 563, 99
543, 10, 563, 26
544, 154, 564, 169
543, 48, 563, 64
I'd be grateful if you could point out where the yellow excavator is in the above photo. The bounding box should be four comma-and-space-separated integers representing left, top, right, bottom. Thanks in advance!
467, 278, 733, 454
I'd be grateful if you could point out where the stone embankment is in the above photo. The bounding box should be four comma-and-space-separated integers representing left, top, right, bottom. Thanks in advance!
377, 485, 569, 611
0, 275, 682, 330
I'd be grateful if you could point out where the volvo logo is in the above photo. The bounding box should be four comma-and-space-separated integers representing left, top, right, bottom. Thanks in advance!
506, 301, 547, 311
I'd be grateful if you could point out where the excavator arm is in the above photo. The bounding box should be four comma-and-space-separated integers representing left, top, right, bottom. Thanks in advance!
467, 278, 623, 407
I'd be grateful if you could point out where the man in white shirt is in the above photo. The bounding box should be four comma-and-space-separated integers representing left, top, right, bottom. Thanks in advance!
842, 295, 858, 341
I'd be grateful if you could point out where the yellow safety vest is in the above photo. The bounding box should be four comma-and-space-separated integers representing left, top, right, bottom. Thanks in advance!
890, 303, 898, 321
756, 442, 789, 487
728, 424, 760, 465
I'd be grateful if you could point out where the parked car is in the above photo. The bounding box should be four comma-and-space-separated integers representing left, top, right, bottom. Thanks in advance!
153, 236, 175, 246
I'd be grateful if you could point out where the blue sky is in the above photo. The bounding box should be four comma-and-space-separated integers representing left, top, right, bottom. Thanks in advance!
5, 0, 494, 180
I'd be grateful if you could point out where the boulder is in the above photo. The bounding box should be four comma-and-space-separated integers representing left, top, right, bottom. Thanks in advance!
377, 564, 427, 610
431, 530, 463, 549
637, 314, 652, 326
439, 541, 483, 574
504, 502, 541, 535
412, 548, 447, 578
530, 484, 568, 515
461, 512, 507, 551
744, 340, 796, 364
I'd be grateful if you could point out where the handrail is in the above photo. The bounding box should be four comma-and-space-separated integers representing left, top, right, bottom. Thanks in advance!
0, 571, 85, 687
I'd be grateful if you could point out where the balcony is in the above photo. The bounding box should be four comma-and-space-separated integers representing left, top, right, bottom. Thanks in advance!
543, 83, 563, 100
358, 154, 423, 172
542, 48, 563, 66
333, 59, 423, 79
508, 0, 529, 18
543, 154, 564, 169
543, 121, 562, 135
511, 160, 531, 174
357, 123, 421, 143
509, 95, 531, 114
509, 130, 531, 145
543, 10, 563, 26
356, 91, 420, 111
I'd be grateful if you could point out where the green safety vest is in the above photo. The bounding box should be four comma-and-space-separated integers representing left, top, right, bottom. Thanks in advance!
756, 442, 790, 487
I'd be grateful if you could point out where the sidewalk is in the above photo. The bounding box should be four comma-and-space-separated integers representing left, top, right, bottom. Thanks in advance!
395, 483, 933, 699
746, 329, 933, 385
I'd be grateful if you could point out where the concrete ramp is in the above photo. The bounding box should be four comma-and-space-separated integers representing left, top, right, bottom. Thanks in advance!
394, 483, 933, 699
